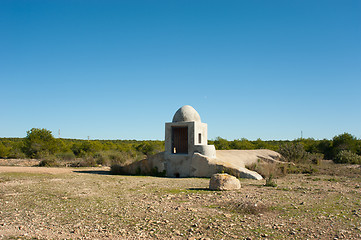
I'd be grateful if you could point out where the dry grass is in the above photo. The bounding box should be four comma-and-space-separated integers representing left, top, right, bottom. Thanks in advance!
223, 199, 270, 215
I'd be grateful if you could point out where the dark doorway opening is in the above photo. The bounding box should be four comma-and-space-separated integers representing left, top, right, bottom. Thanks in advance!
172, 127, 188, 154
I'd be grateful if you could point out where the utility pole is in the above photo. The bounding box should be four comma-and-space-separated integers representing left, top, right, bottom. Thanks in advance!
301, 130, 303, 139
58, 129, 61, 138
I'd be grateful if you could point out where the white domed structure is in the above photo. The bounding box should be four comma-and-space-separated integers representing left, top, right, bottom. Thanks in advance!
172, 105, 201, 123
118, 105, 264, 180
165, 105, 216, 177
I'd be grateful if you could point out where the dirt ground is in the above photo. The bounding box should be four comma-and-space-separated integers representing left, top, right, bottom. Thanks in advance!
0, 161, 360, 239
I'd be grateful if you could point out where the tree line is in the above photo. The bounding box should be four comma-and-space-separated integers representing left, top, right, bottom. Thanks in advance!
1, 128, 360, 166
0, 128, 164, 167
211, 133, 361, 164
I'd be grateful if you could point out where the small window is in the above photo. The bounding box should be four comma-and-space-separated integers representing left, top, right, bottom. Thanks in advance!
198, 133, 202, 144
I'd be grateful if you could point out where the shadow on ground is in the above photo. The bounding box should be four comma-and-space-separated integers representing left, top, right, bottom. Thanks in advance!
187, 187, 212, 191
73, 170, 112, 175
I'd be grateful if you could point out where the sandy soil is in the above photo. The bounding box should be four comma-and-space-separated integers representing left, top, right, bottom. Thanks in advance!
0, 166, 107, 174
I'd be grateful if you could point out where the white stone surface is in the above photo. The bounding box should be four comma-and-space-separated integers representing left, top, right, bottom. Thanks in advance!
216, 149, 281, 167
190, 152, 263, 180
172, 105, 201, 123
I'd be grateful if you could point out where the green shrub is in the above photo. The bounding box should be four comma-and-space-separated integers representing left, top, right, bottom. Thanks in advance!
308, 153, 324, 165
0, 143, 11, 158
316, 139, 333, 160
7, 149, 26, 159
93, 151, 110, 166
135, 142, 163, 156
71, 141, 102, 157
56, 152, 76, 161
265, 174, 277, 187
93, 150, 138, 166
286, 164, 318, 174
6, 141, 26, 159
78, 157, 98, 167
230, 138, 255, 150
334, 150, 361, 164
39, 158, 59, 167
214, 137, 230, 150
278, 143, 309, 163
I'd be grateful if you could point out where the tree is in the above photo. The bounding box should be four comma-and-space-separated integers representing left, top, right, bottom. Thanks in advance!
23, 128, 58, 158
331, 133, 358, 159
214, 137, 230, 150
71, 141, 102, 157
316, 139, 333, 160
230, 138, 255, 150
278, 142, 308, 163
0, 142, 10, 158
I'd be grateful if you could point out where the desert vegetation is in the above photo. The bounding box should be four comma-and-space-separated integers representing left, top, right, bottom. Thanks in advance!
1, 129, 360, 169
212, 133, 361, 165
0, 128, 164, 167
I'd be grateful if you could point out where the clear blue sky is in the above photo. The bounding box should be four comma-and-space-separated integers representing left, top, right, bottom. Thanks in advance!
1, 0, 360, 141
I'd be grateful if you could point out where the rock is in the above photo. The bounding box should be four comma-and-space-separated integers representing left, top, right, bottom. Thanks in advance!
209, 173, 241, 191
191, 153, 263, 180
117, 149, 271, 180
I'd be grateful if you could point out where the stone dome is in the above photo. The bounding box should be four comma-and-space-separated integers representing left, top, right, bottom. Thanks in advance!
172, 105, 201, 123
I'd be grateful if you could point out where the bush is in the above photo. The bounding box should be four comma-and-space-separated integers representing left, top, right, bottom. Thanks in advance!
248, 160, 319, 176
93, 151, 111, 166
93, 150, 138, 166
71, 141, 102, 157
278, 143, 309, 163
316, 139, 333, 160
334, 150, 361, 164
39, 158, 60, 167
0, 143, 11, 158
78, 157, 98, 167
265, 174, 277, 187
308, 153, 324, 165
56, 152, 76, 161
286, 164, 318, 174
6, 141, 26, 159
246, 161, 287, 179
214, 137, 230, 150
230, 138, 255, 150
136, 142, 163, 156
